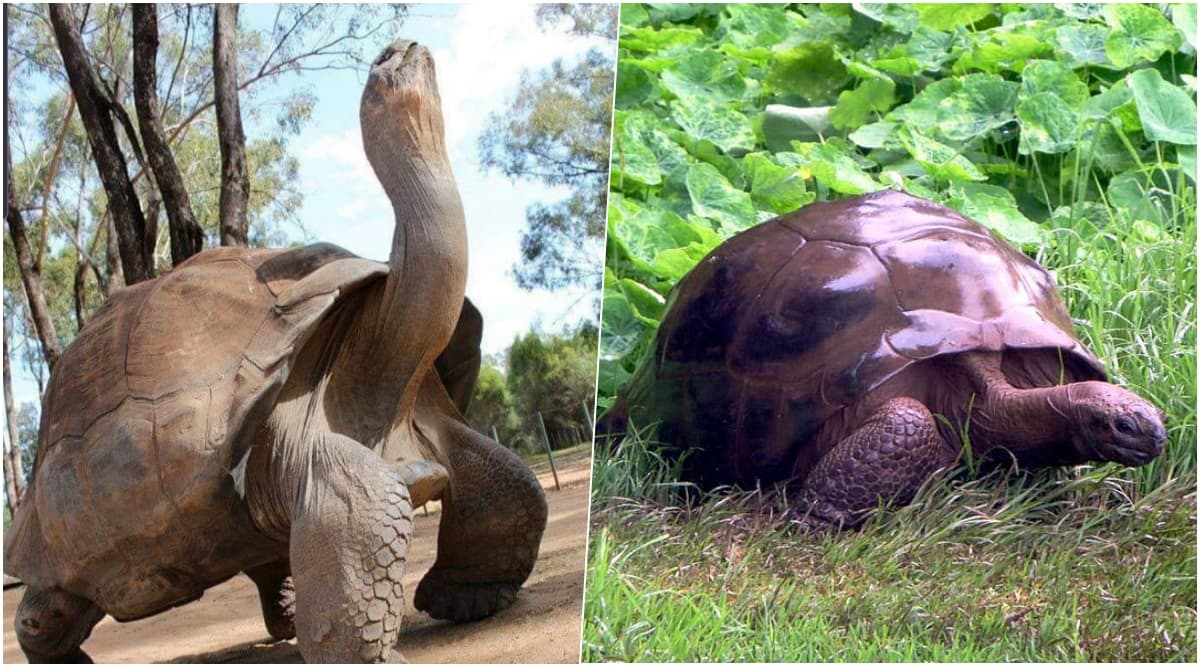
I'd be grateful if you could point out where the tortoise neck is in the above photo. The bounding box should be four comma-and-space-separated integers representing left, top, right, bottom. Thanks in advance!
957, 352, 1086, 464
376, 159, 467, 422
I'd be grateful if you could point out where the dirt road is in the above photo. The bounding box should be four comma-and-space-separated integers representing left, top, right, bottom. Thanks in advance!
3, 455, 592, 663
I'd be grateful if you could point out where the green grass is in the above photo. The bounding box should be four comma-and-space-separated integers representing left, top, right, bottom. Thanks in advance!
584, 437, 1196, 662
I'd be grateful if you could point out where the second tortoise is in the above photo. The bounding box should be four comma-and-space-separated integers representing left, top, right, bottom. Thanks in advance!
601, 190, 1166, 527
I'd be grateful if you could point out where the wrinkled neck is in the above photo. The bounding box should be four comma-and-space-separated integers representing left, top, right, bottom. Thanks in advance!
960, 354, 1085, 464
370, 141, 467, 423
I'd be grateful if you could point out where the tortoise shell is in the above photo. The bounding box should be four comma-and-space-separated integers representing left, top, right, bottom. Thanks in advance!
618, 190, 1105, 487
5, 243, 391, 616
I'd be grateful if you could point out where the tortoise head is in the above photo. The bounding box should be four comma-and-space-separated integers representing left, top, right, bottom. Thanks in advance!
1069, 382, 1167, 467
360, 40, 450, 188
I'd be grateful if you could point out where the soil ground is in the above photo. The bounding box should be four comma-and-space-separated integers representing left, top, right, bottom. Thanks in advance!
2, 450, 592, 664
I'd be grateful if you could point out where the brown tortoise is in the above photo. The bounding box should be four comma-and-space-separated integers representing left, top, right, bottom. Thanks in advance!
601, 190, 1166, 527
3, 41, 546, 662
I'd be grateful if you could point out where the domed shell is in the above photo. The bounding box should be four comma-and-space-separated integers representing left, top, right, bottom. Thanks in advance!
5, 243, 387, 616
623, 190, 1104, 486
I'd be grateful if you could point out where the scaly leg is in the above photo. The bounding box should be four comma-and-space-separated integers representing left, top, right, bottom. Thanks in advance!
795, 397, 956, 528
412, 375, 548, 622
268, 433, 412, 663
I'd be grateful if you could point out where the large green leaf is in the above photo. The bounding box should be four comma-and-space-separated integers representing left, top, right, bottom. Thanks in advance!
954, 29, 1051, 74
767, 42, 849, 101
620, 25, 705, 53
1127, 68, 1198, 145
661, 49, 747, 105
600, 280, 645, 360
613, 276, 666, 323
898, 127, 986, 182
1053, 23, 1111, 68
792, 142, 882, 194
830, 77, 897, 130
717, 4, 797, 50
1106, 168, 1186, 225
670, 101, 756, 154
848, 121, 899, 149
612, 112, 663, 186
616, 61, 657, 108
741, 152, 814, 213
914, 3, 996, 30
853, 3, 921, 33
935, 73, 1018, 142
1104, 4, 1183, 68
1019, 60, 1090, 109
889, 78, 958, 127
685, 163, 758, 232
946, 183, 1043, 246
1174, 3, 1198, 51
1017, 92, 1080, 155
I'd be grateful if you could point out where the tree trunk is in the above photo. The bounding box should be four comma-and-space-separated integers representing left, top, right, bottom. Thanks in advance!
105, 215, 125, 295
213, 4, 249, 247
132, 4, 205, 266
48, 3, 154, 284
5, 138, 63, 372
3, 324, 27, 512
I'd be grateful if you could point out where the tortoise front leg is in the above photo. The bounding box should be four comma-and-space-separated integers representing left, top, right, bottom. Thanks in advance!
795, 397, 956, 529
243, 560, 296, 641
250, 432, 413, 663
412, 376, 548, 622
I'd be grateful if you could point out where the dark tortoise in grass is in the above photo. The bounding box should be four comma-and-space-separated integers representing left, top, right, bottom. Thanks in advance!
600, 190, 1166, 528
4, 41, 546, 663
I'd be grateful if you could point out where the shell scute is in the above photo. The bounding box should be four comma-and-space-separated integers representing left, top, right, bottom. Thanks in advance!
126, 260, 273, 400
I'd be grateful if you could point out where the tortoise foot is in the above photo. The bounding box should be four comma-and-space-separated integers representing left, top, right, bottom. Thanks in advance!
413, 576, 519, 622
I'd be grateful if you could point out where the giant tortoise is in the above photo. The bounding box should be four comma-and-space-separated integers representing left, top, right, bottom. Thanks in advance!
4, 40, 547, 662
600, 190, 1165, 527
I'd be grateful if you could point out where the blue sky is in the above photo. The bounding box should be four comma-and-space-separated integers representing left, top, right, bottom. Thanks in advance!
8, 4, 610, 409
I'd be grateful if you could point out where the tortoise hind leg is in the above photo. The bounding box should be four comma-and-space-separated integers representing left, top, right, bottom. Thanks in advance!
795, 397, 956, 529
14, 586, 105, 663
413, 378, 547, 622
243, 560, 296, 640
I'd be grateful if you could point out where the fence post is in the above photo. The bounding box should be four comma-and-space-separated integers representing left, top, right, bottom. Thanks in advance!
536, 411, 561, 491
581, 400, 594, 433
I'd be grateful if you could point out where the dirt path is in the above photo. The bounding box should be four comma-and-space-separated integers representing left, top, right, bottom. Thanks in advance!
3, 458, 592, 663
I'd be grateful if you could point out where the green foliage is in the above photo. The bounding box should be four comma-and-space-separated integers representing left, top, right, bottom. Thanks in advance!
585, 445, 1196, 661
474, 321, 600, 453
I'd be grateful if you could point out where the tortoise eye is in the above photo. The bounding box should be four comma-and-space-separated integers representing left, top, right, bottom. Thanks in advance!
1115, 416, 1138, 436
